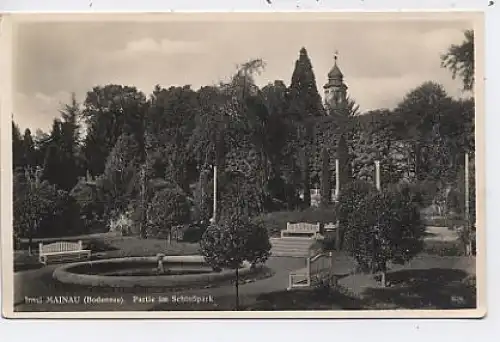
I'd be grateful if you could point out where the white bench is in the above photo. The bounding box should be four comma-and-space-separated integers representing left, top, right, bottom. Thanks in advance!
38, 240, 91, 265
281, 222, 321, 239
324, 222, 338, 232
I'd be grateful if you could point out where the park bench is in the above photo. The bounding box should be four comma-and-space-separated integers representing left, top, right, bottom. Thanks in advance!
38, 240, 91, 265
281, 222, 321, 239
287, 252, 333, 290
323, 222, 338, 232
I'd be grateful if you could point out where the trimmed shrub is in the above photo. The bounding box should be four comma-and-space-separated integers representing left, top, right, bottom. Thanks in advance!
146, 187, 191, 240
343, 183, 426, 286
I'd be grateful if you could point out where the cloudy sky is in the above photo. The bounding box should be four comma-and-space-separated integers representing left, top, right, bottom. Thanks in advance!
12, 14, 474, 132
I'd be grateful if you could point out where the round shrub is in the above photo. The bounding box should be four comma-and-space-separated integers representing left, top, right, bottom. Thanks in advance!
146, 187, 191, 239
343, 184, 426, 278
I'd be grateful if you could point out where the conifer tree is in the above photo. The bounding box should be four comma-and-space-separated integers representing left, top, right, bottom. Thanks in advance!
22, 128, 35, 170
288, 47, 324, 121
12, 121, 24, 170
42, 119, 63, 187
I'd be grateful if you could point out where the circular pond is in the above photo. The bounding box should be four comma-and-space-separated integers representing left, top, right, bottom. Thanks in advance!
53, 255, 252, 288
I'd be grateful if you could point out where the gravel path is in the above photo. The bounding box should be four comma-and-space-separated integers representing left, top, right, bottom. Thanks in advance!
14, 257, 309, 312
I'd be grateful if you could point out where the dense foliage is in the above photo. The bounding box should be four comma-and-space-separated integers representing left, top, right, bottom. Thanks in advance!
145, 187, 191, 241
342, 184, 426, 286
12, 32, 476, 245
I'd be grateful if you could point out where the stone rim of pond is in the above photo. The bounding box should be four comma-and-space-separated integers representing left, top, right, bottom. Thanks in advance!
52, 256, 252, 288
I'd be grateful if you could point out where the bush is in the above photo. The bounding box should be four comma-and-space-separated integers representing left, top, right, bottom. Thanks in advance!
182, 221, 209, 243
70, 178, 105, 230
343, 183, 425, 285
200, 213, 271, 309
218, 170, 266, 220
108, 210, 134, 236
146, 187, 191, 240
320, 234, 337, 251
335, 180, 376, 249
14, 169, 84, 241
37, 190, 84, 237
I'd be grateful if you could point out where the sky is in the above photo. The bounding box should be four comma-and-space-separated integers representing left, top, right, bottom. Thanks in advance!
12, 15, 474, 132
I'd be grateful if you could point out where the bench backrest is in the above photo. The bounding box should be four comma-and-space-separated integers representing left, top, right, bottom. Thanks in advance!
324, 222, 338, 231
286, 222, 320, 234
39, 240, 83, 254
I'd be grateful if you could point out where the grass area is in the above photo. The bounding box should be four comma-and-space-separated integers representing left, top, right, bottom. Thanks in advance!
423, 239, 465, 257
252, 207, 337, 237
360, 269, 476, 309
242, 269, 476, 311
14, 236, 200, 272
14, 264, 275, 312
421, 215, 466, 228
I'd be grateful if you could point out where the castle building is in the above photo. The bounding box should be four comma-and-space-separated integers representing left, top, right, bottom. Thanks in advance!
323, 53, 348, 113
310, 53, 350, 206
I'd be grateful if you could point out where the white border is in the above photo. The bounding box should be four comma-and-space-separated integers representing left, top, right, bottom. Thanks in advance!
0, 0, 498, 339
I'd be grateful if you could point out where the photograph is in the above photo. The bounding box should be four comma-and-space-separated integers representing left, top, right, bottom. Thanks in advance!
1, 12, 486, 318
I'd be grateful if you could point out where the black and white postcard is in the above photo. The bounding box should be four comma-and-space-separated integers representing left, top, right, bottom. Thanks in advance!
0, 12, 486, 318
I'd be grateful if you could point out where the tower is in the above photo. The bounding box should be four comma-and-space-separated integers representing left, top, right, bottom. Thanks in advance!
323, 52, 348, 113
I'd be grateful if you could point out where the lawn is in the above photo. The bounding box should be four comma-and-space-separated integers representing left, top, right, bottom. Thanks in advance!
13, 226, 476, 312
14, 236, 200, 272
242, 258, 476, 311
252, 207, 337, 237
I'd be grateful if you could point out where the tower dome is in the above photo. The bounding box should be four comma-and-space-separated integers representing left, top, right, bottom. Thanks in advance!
327, 56, 344, 80
323, 52, 348, 112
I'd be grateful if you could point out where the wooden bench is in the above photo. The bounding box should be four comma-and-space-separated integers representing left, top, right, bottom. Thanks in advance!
287, 252, 333, 290
38, 240, 91, 265
281, 222, 321, 239
323, 222, 338, 232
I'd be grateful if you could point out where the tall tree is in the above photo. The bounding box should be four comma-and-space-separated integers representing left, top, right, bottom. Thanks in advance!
96, 133, 141, 221
393, 82, 452, 181
13, 168, 58, 254
261, 80, 302, 208
320, 146, 331, 207
188, 59, 269, 219
12, 120, 24, 170
147, 85, 198, 192
58, 93, 83, 191
287, 47, 324, 121
81, 85, 147, 176
22, 128, 35, 170
441, 30, 474, 92
287, 48, 325, 207
42, 119, 63, 187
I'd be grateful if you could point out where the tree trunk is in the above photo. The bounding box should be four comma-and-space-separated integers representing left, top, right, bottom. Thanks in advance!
139, 165, 147, 239
235, 267, 240, 311
320, 147, 331, 208
379, 261, 387, 288
28, 221, 34, 256
414, 142, 421, 181
301, 148, 311, 208
335, 221, 341, 251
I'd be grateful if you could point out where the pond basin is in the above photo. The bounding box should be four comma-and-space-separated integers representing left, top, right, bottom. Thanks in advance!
53, 255, 252, 288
